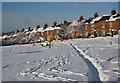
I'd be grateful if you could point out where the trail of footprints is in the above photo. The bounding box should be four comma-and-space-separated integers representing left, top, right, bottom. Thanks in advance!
18, 54, 87, 81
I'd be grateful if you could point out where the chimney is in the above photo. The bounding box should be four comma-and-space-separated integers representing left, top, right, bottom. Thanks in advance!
52, 22, 57, 27
79, 16, 84, 22
22, 28, 24, 32
94, 13, 98, 18
43, 24, 48, 29
36, 25, 40, 30
17, 29, 19, 33
64, 20, 68, 24
28, 27, 31, 31
12, 31, 14, 33
53, 21, 57, 26
111, 9, 116, 15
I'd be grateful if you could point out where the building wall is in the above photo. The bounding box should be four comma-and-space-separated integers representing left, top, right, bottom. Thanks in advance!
84, 19, 120, 37
39, 29, 60, 40
118, 19, 120, 34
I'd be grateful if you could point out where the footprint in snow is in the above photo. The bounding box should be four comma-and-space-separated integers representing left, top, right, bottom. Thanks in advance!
4, 55, 8, 56
2, 65, 10, 69
33, 61, 37, 62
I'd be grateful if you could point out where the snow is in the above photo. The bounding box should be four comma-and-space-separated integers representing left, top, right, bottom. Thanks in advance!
1, 35, 119, 81
0, 36, 2, 40
37, 27, 61, 33
24, 29, 29, 32
91, 16, 102, 24
44, 27, 55, 31
103, 14, 111, 16
70, 35, 119, 81
54, 27, 61, 30
44, 27, 61, 31
25, 31, 30, 35
69, 20, 80, 26
90, 13, 120, 24
1, 35, 8, 39
71, 44, 108, 81
109, 15, 120, 21
30, 28, 38, 33
67, 20, 85, 34
109, 14, 119, 21
37, 27, 44, 32
69, 20, 85, 27
12, 34, 18, 37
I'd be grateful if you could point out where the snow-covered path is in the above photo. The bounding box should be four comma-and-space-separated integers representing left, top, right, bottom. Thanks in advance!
70, 43, 100, 81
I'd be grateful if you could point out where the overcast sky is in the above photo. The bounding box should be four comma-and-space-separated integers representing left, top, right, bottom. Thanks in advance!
2, 2, 118, 32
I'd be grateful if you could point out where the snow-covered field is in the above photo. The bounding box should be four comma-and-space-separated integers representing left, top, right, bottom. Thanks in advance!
2, 35, 119, 81
70, 36, 119, 81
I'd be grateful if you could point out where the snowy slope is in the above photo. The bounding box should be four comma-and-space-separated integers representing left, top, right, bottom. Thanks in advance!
2, 35, 119, 81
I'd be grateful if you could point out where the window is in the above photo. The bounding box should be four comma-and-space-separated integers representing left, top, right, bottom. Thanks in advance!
47, 31, 49, 35
41, 32, 43, 36
118, 27, 120, 34
101, 30, 106, 36
85, 32, 88, 36
92, 25, 94, 30
102, 23, 105, 28
50, 31, 52, 35
86, 26, 88, 30
57, 30, 59, 34
109, 23, 113, 28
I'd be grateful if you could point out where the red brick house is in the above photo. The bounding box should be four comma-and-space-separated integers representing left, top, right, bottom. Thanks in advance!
84, 10, 120, 37
37, 26, 61, 40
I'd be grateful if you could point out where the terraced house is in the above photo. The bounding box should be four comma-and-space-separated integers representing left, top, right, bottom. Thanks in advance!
1, 10, 120, 43
84, 9, 120, 37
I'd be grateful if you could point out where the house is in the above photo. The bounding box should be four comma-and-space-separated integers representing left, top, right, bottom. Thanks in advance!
36, 26, 61, 40
84, 10, 120, 37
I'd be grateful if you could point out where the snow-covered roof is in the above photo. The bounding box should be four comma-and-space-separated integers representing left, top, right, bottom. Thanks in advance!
37, 27, 61, 32
69, 20, 84, 27
24, 31, 30, 35
111, 14, 118, 17
30, 28, 38, 33
24, 29, 29, 32
91, 13, 120, 24
37, 27, 44, 32
109, 17, 120, 21
2, 35, 8, 39
44, 27, 55, 31
109, 14, 120, 21
70, 20, 79, 26
54, 27, 61, 30
84, 17, 93, 24
103, 14, 111, 16
12, 34, 18, 37
91, 16, 102, 24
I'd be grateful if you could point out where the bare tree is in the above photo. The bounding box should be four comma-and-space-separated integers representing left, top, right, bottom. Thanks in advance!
57, 20, 70, 40
67, 20, 85, 37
